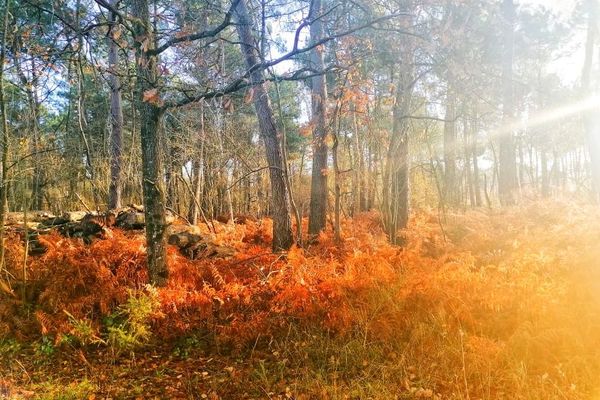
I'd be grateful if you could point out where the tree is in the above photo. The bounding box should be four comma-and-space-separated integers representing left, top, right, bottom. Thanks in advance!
234, 0, 293, 251
308, 0, 329, 237
0, 0, 10, 272
498, 0, 518, 205
108, 0, 124, 210
382, 6, 415, 244
131, 0, 169, 285
582, 0, 600, 201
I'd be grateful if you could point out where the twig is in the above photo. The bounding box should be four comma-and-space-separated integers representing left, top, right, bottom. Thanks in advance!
75, 193, 92, 213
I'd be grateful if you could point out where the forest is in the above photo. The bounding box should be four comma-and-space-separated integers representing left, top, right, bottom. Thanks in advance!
0, 0, 600, 398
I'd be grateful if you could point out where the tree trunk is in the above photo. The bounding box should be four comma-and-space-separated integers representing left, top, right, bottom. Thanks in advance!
582, 0, 600, 202
383, 61, 413, 244
14, 49, 43, 210
471, 110, 482, 206
443, 84, 457, 206
131, 0, 168, 286
234, 0, 293, 251
464, 118, 475, 207
385, 81, 411, 244
188, 103, 205, 224
352, 104, 366, 213
307, 0, 328, 237
108, 2, 123, 209
541, 149, 549, 197
498, 0, 518, 205
0, 0, 10, 272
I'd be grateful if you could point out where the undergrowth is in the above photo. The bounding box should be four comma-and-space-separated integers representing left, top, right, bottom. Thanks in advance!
1, 199, 599, 399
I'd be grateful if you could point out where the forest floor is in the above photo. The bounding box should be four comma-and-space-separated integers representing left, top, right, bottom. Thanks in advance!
1, 199, 600, 399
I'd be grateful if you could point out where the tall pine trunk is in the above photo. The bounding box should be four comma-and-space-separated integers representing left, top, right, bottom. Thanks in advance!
383, 54, 413, 244
0, 0, 10, 272
188, 103, 205, 224
234, 0, 293, 251
443, 84, 457, 206
498, 0, 518, 205
108, 1, 123, 209
582, 0, 600, 202
308, 0, 329, 236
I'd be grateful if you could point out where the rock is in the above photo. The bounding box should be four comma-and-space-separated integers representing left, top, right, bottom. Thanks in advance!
183, 241, 236, 260
167, 224, 204, 248
115, 207, 176, 230
62, 211, 93, 222
165, 224, 235, 259
6, 211, 56, 225
115, 210, 145, 229
58, 214, 106, 244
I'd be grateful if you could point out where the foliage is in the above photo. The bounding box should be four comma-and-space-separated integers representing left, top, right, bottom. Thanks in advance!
31, 379, 97, 400
1, 200, 600, 398
107, 286, 162, 351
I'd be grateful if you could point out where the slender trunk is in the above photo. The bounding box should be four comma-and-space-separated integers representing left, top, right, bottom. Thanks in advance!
234, 0, 293, 250
582, 1, 600, 202
383, 66, 412, 244
76, 0, 97, 208
108, 2, 123, 209
274, 79, 303, 245
464, 118, 475, 207
352, 104, 366, 213
443, 84, 457, 206
382, 11, 414, 244
216, 109, 234, 223
541, 149, 549, 197
14, 51, 42, 210
498, 0, 518, 205
308, 0, 328, 236
388, 83, 411, 243
471, 112, 482, 206
332, 96, 342, 242
0, 0, 10, 273
132, 0, 168, 286
517, 134, 524, 190
188, 103, 205, 224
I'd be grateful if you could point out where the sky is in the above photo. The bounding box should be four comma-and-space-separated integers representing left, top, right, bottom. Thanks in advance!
525, 0, 576, 15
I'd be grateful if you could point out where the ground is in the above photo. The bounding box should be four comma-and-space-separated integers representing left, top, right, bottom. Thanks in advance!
1, 199, 600, 399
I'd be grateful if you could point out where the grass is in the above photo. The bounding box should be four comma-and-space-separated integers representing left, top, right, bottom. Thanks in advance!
1, 200, 600, 399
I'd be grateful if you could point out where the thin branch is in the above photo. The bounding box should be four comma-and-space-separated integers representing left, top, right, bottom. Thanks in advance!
149, 0, 241, 56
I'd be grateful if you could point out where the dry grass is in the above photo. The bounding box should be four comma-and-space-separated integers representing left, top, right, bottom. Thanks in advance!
1, 199, 600, 399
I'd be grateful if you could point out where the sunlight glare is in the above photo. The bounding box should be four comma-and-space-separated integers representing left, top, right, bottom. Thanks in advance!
489, 95, 600, 140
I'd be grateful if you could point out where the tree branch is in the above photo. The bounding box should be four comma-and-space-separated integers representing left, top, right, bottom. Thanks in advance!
149, 0, 241, 56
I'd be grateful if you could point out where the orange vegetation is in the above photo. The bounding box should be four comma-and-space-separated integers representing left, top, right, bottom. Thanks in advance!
1, 199, 600, 398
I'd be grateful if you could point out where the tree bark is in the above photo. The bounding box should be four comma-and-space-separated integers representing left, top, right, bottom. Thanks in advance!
471, 111, 482, 206
131, 0, 168, 286
307, 0, 329, 236
108, 1, 123, 209
464, 117, 475, 207
14, 47, 43, 210
383, 62, 413, 244
498, 0, 518, 205
443, 83, 457, 206
582, 0, 600, 202
234, 0, 293, 251
188, 103, 205, 224
0, 0, 10, 272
